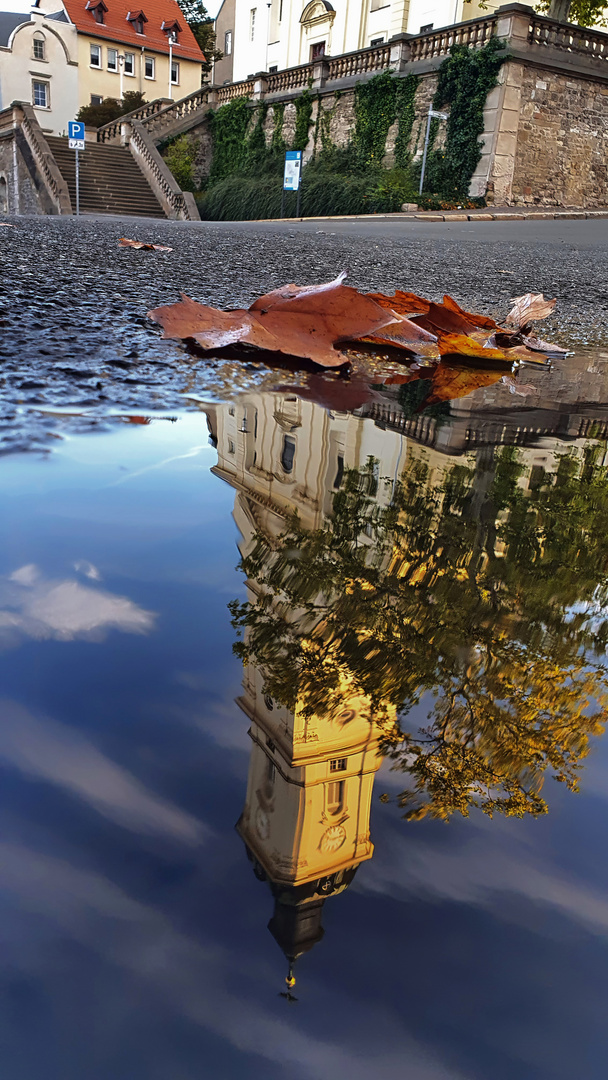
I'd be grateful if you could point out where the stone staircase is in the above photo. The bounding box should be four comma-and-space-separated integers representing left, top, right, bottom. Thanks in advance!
46, 137, 165, 218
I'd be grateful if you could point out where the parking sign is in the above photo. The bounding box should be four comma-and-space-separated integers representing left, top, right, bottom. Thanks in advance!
68, 121, 85, 150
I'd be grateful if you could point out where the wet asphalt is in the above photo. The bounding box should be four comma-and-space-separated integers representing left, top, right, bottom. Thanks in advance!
2, 213, 608, 451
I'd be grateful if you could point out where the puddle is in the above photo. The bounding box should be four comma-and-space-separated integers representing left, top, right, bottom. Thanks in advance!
2, 348, 608, 1079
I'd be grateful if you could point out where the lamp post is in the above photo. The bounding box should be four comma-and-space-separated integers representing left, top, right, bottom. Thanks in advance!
166, 29, 178, 101
118, 52, 125, 101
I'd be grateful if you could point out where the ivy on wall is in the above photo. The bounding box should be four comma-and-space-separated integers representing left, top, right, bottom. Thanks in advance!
424, 37, 507, 197
195, 42, 505, 218
394, 73, 420, 169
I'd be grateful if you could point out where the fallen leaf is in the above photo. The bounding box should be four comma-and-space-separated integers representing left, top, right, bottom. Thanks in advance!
441, 295, 498, 330
149, 279, 396, 368
367, 290, 431, 316
0, 223, 15, 228
506, 292, 556, 328
119, 238, 173, 251
522, 333, 568, 355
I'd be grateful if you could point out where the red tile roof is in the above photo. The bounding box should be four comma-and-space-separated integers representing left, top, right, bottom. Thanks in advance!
62, 0, 205, 61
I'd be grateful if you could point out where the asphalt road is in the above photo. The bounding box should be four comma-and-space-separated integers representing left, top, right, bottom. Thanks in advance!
1, 213, 607, 450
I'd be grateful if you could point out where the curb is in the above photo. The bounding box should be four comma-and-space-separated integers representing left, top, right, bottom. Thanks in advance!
238, 209, 608, 225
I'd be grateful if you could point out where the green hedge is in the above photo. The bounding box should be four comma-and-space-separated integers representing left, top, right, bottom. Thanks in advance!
196, 166, 420, 221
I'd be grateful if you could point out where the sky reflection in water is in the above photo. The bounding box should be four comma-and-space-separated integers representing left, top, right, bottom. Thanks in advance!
0, 390, 607, 1080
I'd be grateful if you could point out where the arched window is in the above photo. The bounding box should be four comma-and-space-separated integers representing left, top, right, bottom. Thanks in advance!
326, 779, 344, 815
0, 176, 7, 214
32, 32, 45, 60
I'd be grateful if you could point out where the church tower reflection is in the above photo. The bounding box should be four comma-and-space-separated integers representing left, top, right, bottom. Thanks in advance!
205, 392, 406, 985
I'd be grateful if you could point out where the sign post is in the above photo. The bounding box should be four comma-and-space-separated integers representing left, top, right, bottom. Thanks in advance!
418, 109, 448, 197
281, 150, 302, 218
68, 121, 86, 216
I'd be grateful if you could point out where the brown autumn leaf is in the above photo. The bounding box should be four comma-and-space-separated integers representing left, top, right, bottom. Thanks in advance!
149, 278, 397, 368
413, 302, 480, 337
367, 290, 431, 317
506, 292, 556, 329
354, 314, 438, 355
441, 294, 499, 330
120, 238, 173, 251
522, 333, 568, 355
0, 223, 16, 228
434, 330, 524, 365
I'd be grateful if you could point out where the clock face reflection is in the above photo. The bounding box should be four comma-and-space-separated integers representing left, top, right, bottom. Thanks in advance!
320, 825, 346, 853
256, 806, 270, 840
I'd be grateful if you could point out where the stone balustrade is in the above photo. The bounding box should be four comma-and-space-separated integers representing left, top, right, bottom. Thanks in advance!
97, 97, 171, 144
527, 13, 608, 62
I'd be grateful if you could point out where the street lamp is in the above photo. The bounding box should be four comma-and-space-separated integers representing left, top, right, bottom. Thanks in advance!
163, 26, 179, 101
118, 52, 125, 101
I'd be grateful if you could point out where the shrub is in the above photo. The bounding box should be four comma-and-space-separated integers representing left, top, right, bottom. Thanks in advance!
164, 135, 197, 192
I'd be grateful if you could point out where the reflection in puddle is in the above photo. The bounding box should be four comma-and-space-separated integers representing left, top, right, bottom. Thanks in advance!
205, 372, 608, 989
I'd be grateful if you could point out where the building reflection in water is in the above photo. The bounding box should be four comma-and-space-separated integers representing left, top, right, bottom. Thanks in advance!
204, 381, 608, 992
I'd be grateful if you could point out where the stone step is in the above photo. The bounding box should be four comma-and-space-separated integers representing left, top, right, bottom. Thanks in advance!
46, 136, 166, 218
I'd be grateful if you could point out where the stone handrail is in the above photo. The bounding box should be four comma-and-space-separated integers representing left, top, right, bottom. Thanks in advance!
140, 87, 209, 137
216, 79, 255, 104
327, 42, 392, 80
13, 101, 72, 214
527, 13, 608, 61
127, 120, 199, 219
409, 15, 498, 61
266, 63, 314, 93
97, 97, 172, 143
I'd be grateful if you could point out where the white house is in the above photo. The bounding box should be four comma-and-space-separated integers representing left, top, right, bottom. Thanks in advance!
214, 0, 500, 85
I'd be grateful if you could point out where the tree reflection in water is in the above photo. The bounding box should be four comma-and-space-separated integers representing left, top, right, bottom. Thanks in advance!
230, 444, 608, 821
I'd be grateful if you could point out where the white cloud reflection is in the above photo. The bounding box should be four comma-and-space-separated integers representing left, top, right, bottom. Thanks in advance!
0, 563, 155, 646
0, 700, 204, 844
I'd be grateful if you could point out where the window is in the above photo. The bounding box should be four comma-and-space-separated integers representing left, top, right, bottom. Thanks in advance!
370, 36, 384, 45
250, 7, 256, 40
333, 453, 344, 489
90, 43, 101, 67
171, 60, 179, 84
32, 36, 45, 60
32, 80, 49, 108
90, 93, 103, 105
264, 695, 274, 711
124, 51, 135, 74
224, 29, 232, 54
107, 47, 117, 70
310, 41, 325, 59
268, 64, 277, 73
227, 438, 235, 454
330, 758, 347, 772
134, 16, 144, 33
281, 435, 295, 474
420, 22, 433, 31
326, 780, 344, 814
144, 56, 155, 78
266, 757, 276, 785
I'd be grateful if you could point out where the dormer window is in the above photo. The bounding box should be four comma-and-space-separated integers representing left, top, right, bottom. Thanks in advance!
127, 9, 148, 34
86, 0, 107, 24
161, 18, 181, 43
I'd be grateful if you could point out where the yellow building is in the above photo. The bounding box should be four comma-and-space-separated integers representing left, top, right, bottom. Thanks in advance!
0, 0, 204, 135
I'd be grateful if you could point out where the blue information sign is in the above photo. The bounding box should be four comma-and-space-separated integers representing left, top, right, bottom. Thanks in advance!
283, 150, 302, 192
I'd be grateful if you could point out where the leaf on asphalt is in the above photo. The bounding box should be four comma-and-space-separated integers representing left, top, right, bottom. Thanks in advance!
149, 279, 396, 368
367, 290, 430, 316
354, 315, 439, 354
441, 294, 498, 330
249, 271, 348, 310
434, 331, 522, 365
0, 223, 15, 228
119, 238, 173, 251
506, 292, 556, 328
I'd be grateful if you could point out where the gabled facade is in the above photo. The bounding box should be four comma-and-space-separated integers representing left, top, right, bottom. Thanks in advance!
0, 0, 204, 135
215, 0, 497, 85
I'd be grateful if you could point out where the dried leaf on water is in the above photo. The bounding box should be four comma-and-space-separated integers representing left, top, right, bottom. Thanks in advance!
425, 363, 504, 404
119, 238, 173, 251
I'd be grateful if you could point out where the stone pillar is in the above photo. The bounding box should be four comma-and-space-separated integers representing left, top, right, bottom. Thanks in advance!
312, 58, 330, 88
252, 73, 268, 101
388, 34, 412, 73
206, 88, 219, 106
